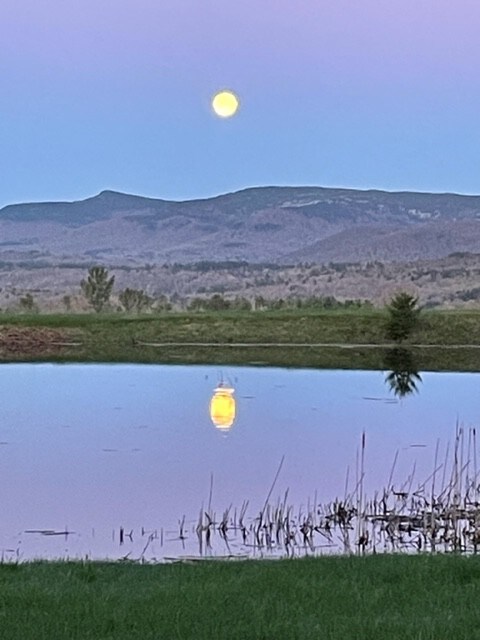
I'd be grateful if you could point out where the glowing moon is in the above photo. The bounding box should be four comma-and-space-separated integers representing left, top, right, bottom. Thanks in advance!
212, 90, 240, 118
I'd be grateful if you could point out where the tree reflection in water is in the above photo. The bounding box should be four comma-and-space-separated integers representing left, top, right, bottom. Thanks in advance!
383, 348, 422, 398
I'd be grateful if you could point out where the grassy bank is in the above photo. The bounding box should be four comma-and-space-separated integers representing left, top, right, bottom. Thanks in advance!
0, 308, 480, 370
1, 555, 480, 639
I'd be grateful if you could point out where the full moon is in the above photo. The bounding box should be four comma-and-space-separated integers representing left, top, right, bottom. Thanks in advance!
212, 90, 240, 118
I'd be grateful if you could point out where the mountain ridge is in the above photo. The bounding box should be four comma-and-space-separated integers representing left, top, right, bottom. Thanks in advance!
1, 186, 480, 263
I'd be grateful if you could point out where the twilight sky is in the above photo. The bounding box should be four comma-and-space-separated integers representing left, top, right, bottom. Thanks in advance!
1, 0, 480, 207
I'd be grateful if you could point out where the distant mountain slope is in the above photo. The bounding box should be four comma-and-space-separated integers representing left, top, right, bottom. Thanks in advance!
286, 220, 480, 263
1, 186, 480, 263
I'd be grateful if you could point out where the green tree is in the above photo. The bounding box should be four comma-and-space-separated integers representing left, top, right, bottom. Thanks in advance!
19, 293, 36, 312
206, 294, 231, 311
187, 297, 205, 311
119, 288, 152, 313
230, 296, 252, 311
254, 295, 266, 310
80, 266, 115, 312
385, 292, 421, 343
152, 294, 172, 313
62, 295, 72, 311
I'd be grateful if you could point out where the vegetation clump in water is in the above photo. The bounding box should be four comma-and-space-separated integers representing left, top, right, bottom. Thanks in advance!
183, 427, 480, 559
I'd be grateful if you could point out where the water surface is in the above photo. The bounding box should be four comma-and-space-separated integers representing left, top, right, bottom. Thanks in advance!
0, 363, 478, 560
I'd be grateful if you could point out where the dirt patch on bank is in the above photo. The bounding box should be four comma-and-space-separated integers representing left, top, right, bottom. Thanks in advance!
0, 326, 81, 356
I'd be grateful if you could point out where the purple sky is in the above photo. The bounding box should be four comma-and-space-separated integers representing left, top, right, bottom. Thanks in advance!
1, 0, 480, 207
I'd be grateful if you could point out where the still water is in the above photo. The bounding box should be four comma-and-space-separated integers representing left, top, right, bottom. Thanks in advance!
0, 363, 478, 560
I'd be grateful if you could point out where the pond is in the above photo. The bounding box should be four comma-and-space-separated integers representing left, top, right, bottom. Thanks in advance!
0, 362, 479, 561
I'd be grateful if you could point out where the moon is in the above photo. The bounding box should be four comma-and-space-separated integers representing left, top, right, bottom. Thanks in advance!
212, 90, 240, 118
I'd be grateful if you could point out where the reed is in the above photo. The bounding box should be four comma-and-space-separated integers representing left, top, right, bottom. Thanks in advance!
184, 427, 480, 559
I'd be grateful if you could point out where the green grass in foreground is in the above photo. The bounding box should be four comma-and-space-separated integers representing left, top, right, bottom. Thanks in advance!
2, 555, 480, 639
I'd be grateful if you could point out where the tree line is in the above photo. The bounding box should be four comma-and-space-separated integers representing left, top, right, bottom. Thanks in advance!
79, 266, 422, 344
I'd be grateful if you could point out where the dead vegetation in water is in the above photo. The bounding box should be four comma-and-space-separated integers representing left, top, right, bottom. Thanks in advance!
186, 426, 480, 559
